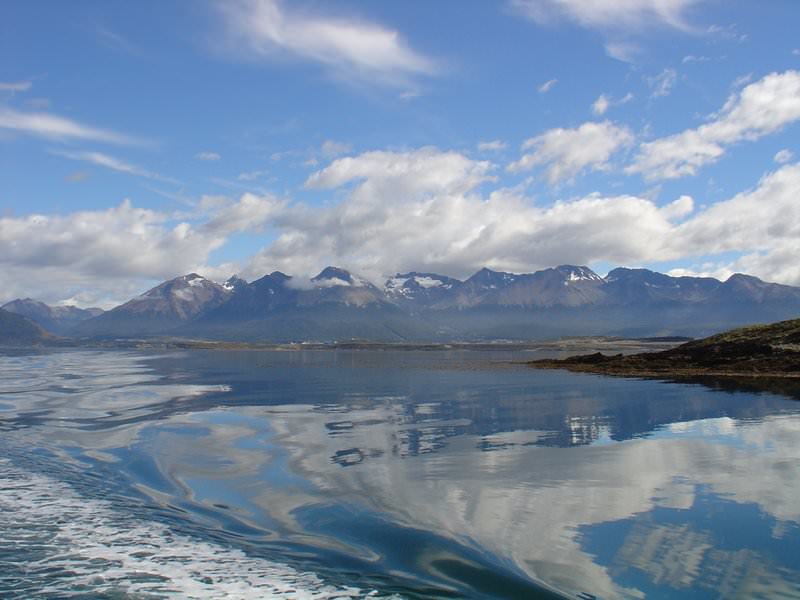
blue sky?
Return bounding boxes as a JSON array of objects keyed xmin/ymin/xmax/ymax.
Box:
[{"xmin": 1, "ymin": 0, "xmax": 799, "ymax": 307}]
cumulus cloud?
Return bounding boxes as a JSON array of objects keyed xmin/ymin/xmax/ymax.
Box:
[
  {"xmin": 196, "ymin": 151, "xmax": 221, "ymax": 161},
  {"xmin": 52, "ymin": 150, "xmax": 178, "ymax": 184},
  {"xmin": 669, "ymin": 163, "xmax": 800, "ymax": 262},
  {"xmin": 0, "ymin": 194, "xmax": 282, "ymax": 307},
  {"xmin": 0, "ymin": 107, "xmax": 139, "ymax": 145},
  {"xmin": 241, "ymin": 150, "xmax": 800, "ymax": 288},
  {"xmin": 242, "ymin": 147, "xmax": 683, "ymax": 281},
  {"xmin": 9, "ymin": 150, "xmax": 800, "ymax": 307},
  {"xmin": 628, "ymin": 70, "xmax": 800, "ymax": 180},
  {"xmin": 216, "ymin": 0, "xmax": 436, "ymax": 88},
  {"xmin": 538, "ymin": 78, "xmax": 558, "ymax": 93},
  {"xmin": 508, "ymin": 120, "xmax": 634, "ymax": 183},
  {"xmin": 305, "ymin": 147, "xmax": 495, "ymax": 195}
]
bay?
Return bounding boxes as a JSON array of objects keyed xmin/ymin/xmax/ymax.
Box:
[{"xmin": 1, "ymin": 348, "xmax": 799, "ymax": 599}]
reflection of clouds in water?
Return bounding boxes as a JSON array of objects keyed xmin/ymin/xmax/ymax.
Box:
[
  {"xmin": 4, "ymin": 351, "xmax": 799, "ymax": 599},
  {"xmin": 241, "ymin": 404, "xmax": 800, "ymax": 600},
  {"xmin": 0, "ymin": 351, "xmax": 230, "ymax": 457},
  {"xmin": 668, "ymin": 416, "xmax": 738, "ymax": 435}
]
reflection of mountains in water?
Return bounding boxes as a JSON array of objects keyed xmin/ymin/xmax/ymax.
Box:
[
  {"xmin": 586, "ymin": 493, "xmax": 800, "ymax": 599},
  {"xmin": 316, "ymin": 375, "xmax": 800, "ymax": 466}
]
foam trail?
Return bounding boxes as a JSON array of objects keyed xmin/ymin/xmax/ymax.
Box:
[{"xmin": 0, "ymin": 458, "xmax": 395, "ymax": 599}]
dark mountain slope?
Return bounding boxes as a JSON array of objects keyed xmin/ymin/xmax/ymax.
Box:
[
  {"xmin": 72, "ymin": 274, "xmax": 231, "ymax": 338},
  {"xmin": 0, "ymin": 308, "xmax": 52, "ymax": 345},
  {"xmin": 2, "ymin": 298, "xmax": 103, "ymax": 335}
]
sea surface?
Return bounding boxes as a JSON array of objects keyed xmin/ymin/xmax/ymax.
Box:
[{"xmin": 1, "ymin": 348, "xmax": 799, "ymax": 599}]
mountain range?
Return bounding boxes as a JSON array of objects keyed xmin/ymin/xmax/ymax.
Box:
[
  {"xmin": 4, "ymin": 265, "xmax": 800, "ymax": 344},
  {"xmin": 1, "ymin": 298, "xmax": 103, "ymax": 335}
]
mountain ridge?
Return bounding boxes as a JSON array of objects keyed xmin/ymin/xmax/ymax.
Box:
[
  {"xmin": 1, "ymin": 298, "xmax": 103, "ymax": 335},
  {"xmin": 8, "ymin": 264, "xmax": 800, "ymax": 342}
]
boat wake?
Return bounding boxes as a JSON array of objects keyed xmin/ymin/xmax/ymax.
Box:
[{"xmin": 0, "ymin": 458, "xmax": 393, "ymax": 599}]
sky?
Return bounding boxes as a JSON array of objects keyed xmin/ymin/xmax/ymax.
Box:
[{"xmin": 1, "ymin": 0, "xmax": 799, "ymax": 308}]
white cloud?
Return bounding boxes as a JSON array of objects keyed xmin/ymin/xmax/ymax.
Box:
[
  {"xmin": 509, "ymin": 0, "xmax": 703, "ymax": 31},
  {"xmin": 246, "ymin": 151, "xmax": 800, "ymax": 287},
  {"xmin": 538, "ymin": 78, "xmax": 558, "ymax": 93},
  {"xmin": 399, "ymin": 89, "xmax": 422, "ymax": 101},
  {"xmin": 0, "ymin": 107, "xmax": 139, "ymax": 145},
  {"xmin": 320, "ymin": 139, "xmax": 352, "ymax": 158},
  {"xmin": 511, "ymin": 0, "xmax": 708, "ymax": 63},
  {"xmin": 52, "ymin": 150, "xmax": 178, "ymax": 184},
  {"xmin": 196, "ymin": 152, "xmax": 221, "ymax": 161},
  {"xmin": 7, "ymin": 150, "xmax": 800, "ymax": 306},
  {"xmin": 305, "ymin": 147, "xmax": 495, "ymax": 195},
  {"xmin": 774, "ymin": 149, "xmax": 793, "ymax": 164},
  {"xmin": 604, "ymin": 40, "xmax": 641, "ymax": 63},
  {"xmin": 647, "ymin": 67, "xmax": 677, "ymax": 97},
  {"xmin": 682, "ymin": 54, "xmax": 709, "ymax": 64},
  {"xmin": 0, "ymin": 80, "xmax": 33, "ymax": 92},
  {"xmin": 0, "ymin": 194, "xmax": 282, "ymax": 307},
  {"xmin": 238, "ymin": 169, "xmax": 267, "ymax": 181},
  {"xmin": 592, "ymin": 94, "xmax": 610, "ymax": 115},
  {"xmin": 244, "ymin": 147, "xmax": 681, "ymax": 282},
  {"xmin": 662, "ymin": 164, "xmax": 800, "ymax": 285},
  {"xmin": 628, "ymin": 70, "xmax": 800, "ymax": 180},
  {"xmin": 508, "ymin": 120, "xmax": 634, "ymax": 183},
  {"xmin": 731, "ymin": 72, "xmax": 753, "ymax": 89},
  {"xmin": 478, "ymin": 140, "xmax": 507, "ymax": 152},
  {"xmin": 706, "ymin": 23, "xmax": 748, "ymax": 43},
  {"xmin": 216, "ymin": 0, "xmax": 436, "ymax": 88},
  {"xmin": 203, "ymin": 192, "xmax": 285, "ymax": 236}
]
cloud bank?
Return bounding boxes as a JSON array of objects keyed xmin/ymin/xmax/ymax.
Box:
[{"xmin": 629, "ymin": 70, "xmax": 800, "ymax": 180}]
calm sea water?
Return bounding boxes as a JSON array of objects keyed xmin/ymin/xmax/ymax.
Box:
[{"xmin": 1, "ymin": 348, "xmax": 799, "ymax": 599}]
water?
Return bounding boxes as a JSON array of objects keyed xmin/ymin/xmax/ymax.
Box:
[{"xmin": 1, "ymin": 348, "xmax": 799, "ymax": 599}]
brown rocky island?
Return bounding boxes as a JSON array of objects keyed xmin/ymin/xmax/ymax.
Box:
[{"xmin": 530, "ymin": 318, "xmax": 800, "ymax": 379}]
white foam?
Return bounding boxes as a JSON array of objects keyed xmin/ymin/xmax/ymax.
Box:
[{"xmin": 0, "ymin": 458, "xmax": 394, "ymax": 599}]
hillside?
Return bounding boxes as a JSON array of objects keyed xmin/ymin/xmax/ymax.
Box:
[
  {"xmin": 1, "ymin": 298, "xmax": 103, "ymax": 335},
  {"xmin": 529, "ymin": 318, "xmax": 800, "ymax": 378},
  {"xmin": 0, "ymin": 309, "xmax": 52, "ymax": 345}
]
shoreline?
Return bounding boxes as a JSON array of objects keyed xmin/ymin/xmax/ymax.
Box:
[{"xmin": 527, "ymin": 361, "xmax": 800, "ymax": 380}]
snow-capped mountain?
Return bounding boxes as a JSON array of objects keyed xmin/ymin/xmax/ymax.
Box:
[
  {"xmin": 65, "ymin": 264, "xmax": 800, "ymax": 342},
  {"xmin": 72, "ymin": 274, "xmax": 231, "ymax": 338},
  {"xmin": 384, "ymin": 272, "xmax": 461, "ymax": 308},
  {"xmin": 302, "ymin": 267, "xmax": 387, "ymax": 308},
  {"xmin": 222, "ymin": 275, "xmax": 249, "ymax": 293}
]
